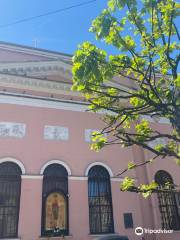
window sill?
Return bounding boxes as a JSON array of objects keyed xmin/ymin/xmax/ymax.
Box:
[
  {"xmin": 0, "ymin": 239, "xmax": 20, "ymax": 240},
  {"xmin": 89, "ymin": 233, "xmax": 117, "ymax": 237},
  {"xmin": 39, "ymin": 236, "xmax": 73, "ymax": 239}
]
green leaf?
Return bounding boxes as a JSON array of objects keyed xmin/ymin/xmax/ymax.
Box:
[
  {"xmin": 128, "ymin": 161, "xmax": 136, "ymax": 170},
  {"xmin": 140, "ymin": 182, "xmax": 158, "ymax": 198},
  {"xmin": 120, "ymin": 177, "xmax": 135, "ymax": 191},
  {"xmin": 72, "ymin": 0, "xmax": 180, "ymax": 191},
  {"xmin": 135, "ymin": 119, "xmax": 152, "ymax": 141}
]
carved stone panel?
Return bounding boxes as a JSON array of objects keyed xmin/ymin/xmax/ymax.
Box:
[
  {"xmin": 148, "ymin": 138, "xmax": 167, "ymax": 148},
  {"xmin": 44, "ymin": 125, "xmax": 69, "ymax": 141},
  {"xmin": 85, "ymin": 129, "xmax": 108, "ymax": 143},
  {"xmin": 85, "ymin": 129, "xmax": 100, "ymax": 143},
  {"xmin": 0, "ymin": 122, "xmax": 26, "ymax": 138}
]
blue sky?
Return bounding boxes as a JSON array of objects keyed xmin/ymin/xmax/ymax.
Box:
[{"xmin": 0, "ymin": 0, "xmax": 119, "ymax": 55}]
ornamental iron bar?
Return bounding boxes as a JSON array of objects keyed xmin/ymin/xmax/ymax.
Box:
[
  {"xmin": 0, "ymin": 162, "xmax": 21, "ymax": 238},
  {"xmin": 155, "ymin": 170, "xmax": 180, "ymax": 230},
  {"xmin": 88, "ymin": 166, "xmax": 114, "ymax": 234}
]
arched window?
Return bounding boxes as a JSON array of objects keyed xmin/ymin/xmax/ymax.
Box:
[
  {"xmin": 155, "ymin": 170, "xmax": 180, "ymax": 230},
  {"xmin": 0, "ymin": 162, "xmax": 22, "ymax": 238},
  {"xmin": 41, "ymin": 164, "xmax": 68, "ymax": 237},
  {"xmin": 88, "ymin": 165, "xmax": 114, "ymax": 234}
]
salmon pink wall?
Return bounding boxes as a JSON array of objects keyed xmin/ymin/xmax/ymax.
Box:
[
  {"xmin": 0, "ymin": 102, "xmax": 179, "ymax": 240},
  {"xmin": 0, "ymin": 103, "xmax": 135, "ymax": 178},
  {"xmin": 18, "ymin": 178, "xmax": 43, "ymax": 240}
]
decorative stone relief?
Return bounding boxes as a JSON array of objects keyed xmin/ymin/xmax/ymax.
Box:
[
  {"xmin": 44, "ymin": 125, "xmax": 69, "ymax": 141},
  {"xmin": 0, "ymin": 122, "xmax": 26, "ymax": 138},
  {"xmin": 148, "ymin": 138, "xmax": 167, "ymax": 148},
  {"xmin": 0, "ymin": 60, "xmax": 72, "ymax": 77},
  {"xmin": 0, "ymin": 75, "xmax": 71, "ymax": 91},
  {"xmin": 85, "ymin": 129, "xmax": 107, "ymax": 143}
]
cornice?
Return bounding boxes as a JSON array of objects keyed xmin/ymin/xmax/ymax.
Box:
[
  {"xmin": 0, "ymin": 73, "xmax": 79, "ymax": 96},
  {"xmin": 0, "ymin": 60, "xmax": 72, "ymax": 77},
  {"xmin": 0, "ymin": 41, "xmax": 72, "ymax": 61},
  {"xmin": 0, "ymin": 93, "xmax": 89, "ymax": 112}
]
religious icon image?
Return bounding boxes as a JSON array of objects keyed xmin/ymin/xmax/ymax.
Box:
[{"xmin": 45, "ymin": 192, "xmax": 66, "ymax": 230}]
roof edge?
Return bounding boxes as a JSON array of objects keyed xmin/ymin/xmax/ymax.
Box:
[{"xmin": 0, "ymin": 41, "xmax": 73, "ymax": 59}]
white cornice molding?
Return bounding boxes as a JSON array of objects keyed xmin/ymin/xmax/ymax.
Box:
[
  {"xmin": 0, "ymin": 92, "xmax": 114, "ymax": 116},
  {"xmin": 68, "ymin": 176, "xmax": 88, "ymax": 180},
  {"xmin": 0, "ymin": 94, "xmax": 89, "ymax": 112},
  {"xmin": 20, "ymin": 175, "xmax": 124, "ymax": 181},
  {"xmin": 0, "ymin": 92, "xmax": 169, "ymax": 124},
  {"xmin": 21, "ymin": 175, "xmax": 43, "ymax": 179},
  {"xmin": 0, "ymin": 60, "xmax": 72, "ymax": 76},
  {"xmin": 111, "ymin": 178, "xmax": 124, "ymax": 182},
  {"xmin": 0, "ymin": 73, "xmax": 79, "ymax": 96}
]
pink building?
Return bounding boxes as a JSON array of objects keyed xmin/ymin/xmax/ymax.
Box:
[{"xmin": 0, "ymin": 42, "xmax": 179, "ymax": 240}]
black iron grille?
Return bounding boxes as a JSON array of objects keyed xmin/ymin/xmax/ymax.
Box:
[
  {"xmin": 88, "ymin": 166, "xmax": 114, "ymax": 234},
  {"xmin": 155, "ymin": 170, "xmax": 180, "ymax": 230},
  {"xmin": 0, "ymin": 162, "xmax": 21, "ymax": 238}
]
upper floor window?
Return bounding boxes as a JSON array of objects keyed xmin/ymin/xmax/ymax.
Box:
[
  {"xmin": 88, "ymin": 165, "xmax": 114, "ymax": 234},
  {"xmin": 41, "ymin": 164, "xmax": 68, "ymax": 237},
  {"xmin": 155, "ymin": 170, "xmax": 180, "ymax": 230},
  {"xmin": 0, "ymin": 162, "xmax": 22, "ymax": 238}
]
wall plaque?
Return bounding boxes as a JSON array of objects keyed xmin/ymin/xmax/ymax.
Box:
[
  {"xmin": 0, "ymin": 122, "xmax": 26, "ymax": 138},
  {"xmin": 44, "ymin": 125, "xmax": 69, "ymax": 141}
]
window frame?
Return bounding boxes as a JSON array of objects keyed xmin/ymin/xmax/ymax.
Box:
[
  {"xmin": 155, "ymin": 170, "xmax": 180, "ymax": 230},
  {"xmin": 0, "ymin": 162, "xmax": 22, "ymax": 239},
  {"xmin": 88, "ymin": 166, "xmax": 114, "ymax": 234},
  {"xmin": 41, "ymin": 164, "xmax": 69, "ymax": 237}
]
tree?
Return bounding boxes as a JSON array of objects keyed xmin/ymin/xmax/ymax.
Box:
[{"xmin": 72, "ymin": 0, "xmax": 180, "ymax": 196}]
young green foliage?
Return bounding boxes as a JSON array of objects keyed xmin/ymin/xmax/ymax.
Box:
[{"xmin": 72, "ymin": 0, "xmax": 180, "ymax": 196}]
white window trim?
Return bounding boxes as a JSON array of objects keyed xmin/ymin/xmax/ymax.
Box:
[
  {"xmin": 40, "ymin": 159, "xmax": 72, "ymax": 176},
  {"xmin": 85, "ymin": 162, "xmax": 113, "ymax": 177},
  {"xmin": 0, "ymin": 157, "xmax": 26, "ymax": 174}
]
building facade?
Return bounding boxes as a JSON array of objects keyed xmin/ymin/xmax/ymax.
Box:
[{"xmin": 0, "ymin": 42, "xmax": 179, "ymax": 240}]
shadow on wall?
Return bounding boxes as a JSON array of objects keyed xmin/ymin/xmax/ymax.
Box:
[{"xmin": 94, "ymin": 235, "xmax": 129, "ymax": 240}]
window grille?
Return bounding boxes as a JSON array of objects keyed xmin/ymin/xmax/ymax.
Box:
[
  {"xmin": 0, "ymin": 162, "xmax": 21, "ymax": 238},
  {"xmin": 155, "ymin": 170, "xmax": 180, "ymax": 230},
  {"xmin": 41, "ymin": 164, "xmax": 68, "ymax": 236},
  {"xmin": 88, "ymin": 166, "xmax": 114, "ymax": 234},
  {"xmin": 124, "ymin": 213, "xmax": 133, "ymax": 229}
]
